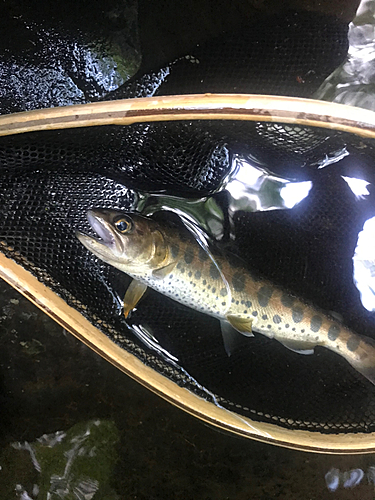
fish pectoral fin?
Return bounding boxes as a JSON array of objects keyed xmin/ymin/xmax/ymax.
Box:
[
  {"xmin": 226, "ymin": 315, "xmax": 253, "ymax": 336},
  {"xmin": 152, "ymin": 262, "xmax": 176, "ymax": 280},
  {"xmin": 278, "ymin": 338, "xmax": 316, "ymax": 355},
  {"xmin": 123, "ymin": 279, "xmax": 148, "ymax": 319}
]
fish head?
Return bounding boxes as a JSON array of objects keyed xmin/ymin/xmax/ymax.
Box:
[{"xmin": 76, "ymin": 209, "xmax": 167, "ymax": 274}]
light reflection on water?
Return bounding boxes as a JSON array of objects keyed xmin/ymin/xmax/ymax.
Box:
[
  {"xmin": 226, "ymin": 155, "xmax": 313, "ymax": 212},
  {"xmin": 10, "ymin": 421, "xmax": 118, "ymax": 499},
  {"xmin": 342, "ymin": 175, "xmax": 370, "ymax": 199},
  {"xmin": 353, "ymin": 215, "xmax": 375, "ymax": 312},
  {"xmin": 316, "ymin": 147, "xmax": 350, "ymax": 168},
  {"xmin": 138, "ymin": 154, "xmax": 314, "ymax": 243},
  {"xmin": 325, "ymin": 466, "xmax": 365, "ymax": 492}
]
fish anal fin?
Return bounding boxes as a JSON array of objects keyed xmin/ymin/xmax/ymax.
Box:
[
  {"xmin": 123, "ymin": 279, "xmax": 148, "ymax": 318},
  {"xmin": 279, "ymin": 338, "xmax": 316, "ymax": 355},
  {"xmin": 220, "ymin": 320, "xmax": 250, "ymax": 356},
  {"xmin": 152, "ymin": 262, "xmax": 176, "ymax": 280},
  {"xmin": 226, "ymin": 315, "xmax": 253, "ymax": 336}
]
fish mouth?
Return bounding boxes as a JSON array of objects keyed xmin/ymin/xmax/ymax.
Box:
[{"xmin": 76, "ymin": 209, "xmax": 123, "ymax": 262}]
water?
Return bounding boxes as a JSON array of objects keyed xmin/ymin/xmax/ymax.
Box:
[
  {"xmin": 1, "ymin": 280, "xmax": 375, "ymax": 500},
  {"xmin": 1, "ymin": 0, "xmax": 375, "ymax": 497}
]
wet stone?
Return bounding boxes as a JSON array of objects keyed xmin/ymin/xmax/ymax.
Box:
[
  {"xmin": 257, "ymin": 286, "xmax": 273, "ymax": 307},
  {"xmin": 310, "ymin": 315, "xmax": 322, "ymax": 333}
]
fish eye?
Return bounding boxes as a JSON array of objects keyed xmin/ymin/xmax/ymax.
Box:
[{"xmin": 114, "ymin": 217, "xmax": 133, "ymax": 234}]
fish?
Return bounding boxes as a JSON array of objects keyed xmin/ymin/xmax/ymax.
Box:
[{"xmin": 76, "ymin": 208, "xmax": 375, "ymax": 386}]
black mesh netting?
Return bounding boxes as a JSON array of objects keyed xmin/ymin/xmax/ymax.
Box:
[
  {"xmin": 1, "ymin": 119, "xmax": 375, "ymax": 435},
  {"xmin": 2, "ymin": 7, "xmax": 375, "ymax": 436}
]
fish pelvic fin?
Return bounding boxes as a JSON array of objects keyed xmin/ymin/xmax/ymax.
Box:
[
  {"xmin": 226, "ymin": 315, "xmax": 253, "ymax": 335},
  {"xmin": 278, "ymin": 338, "xmax": 316, "ymax": 355}
]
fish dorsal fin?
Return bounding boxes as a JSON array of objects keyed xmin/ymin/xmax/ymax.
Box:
[
  {"xmin": 278, "ymin": 338, "xmax": 316, "ymax": 355},
  {"xmin": 226, "ymin": 315, "xmax": 253, "ymax": 336},
  {"xmin": 152, "ymin": 262, "xmax": 176, "ymax": 280},
  {"xmin": 123, "ymin": 279, "xmax": 148, "ymax": 318}
]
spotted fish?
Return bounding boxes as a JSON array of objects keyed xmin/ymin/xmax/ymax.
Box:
[{"xmin": 77, "ymin": 209, "xmax": 375, "ymax": 386}]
